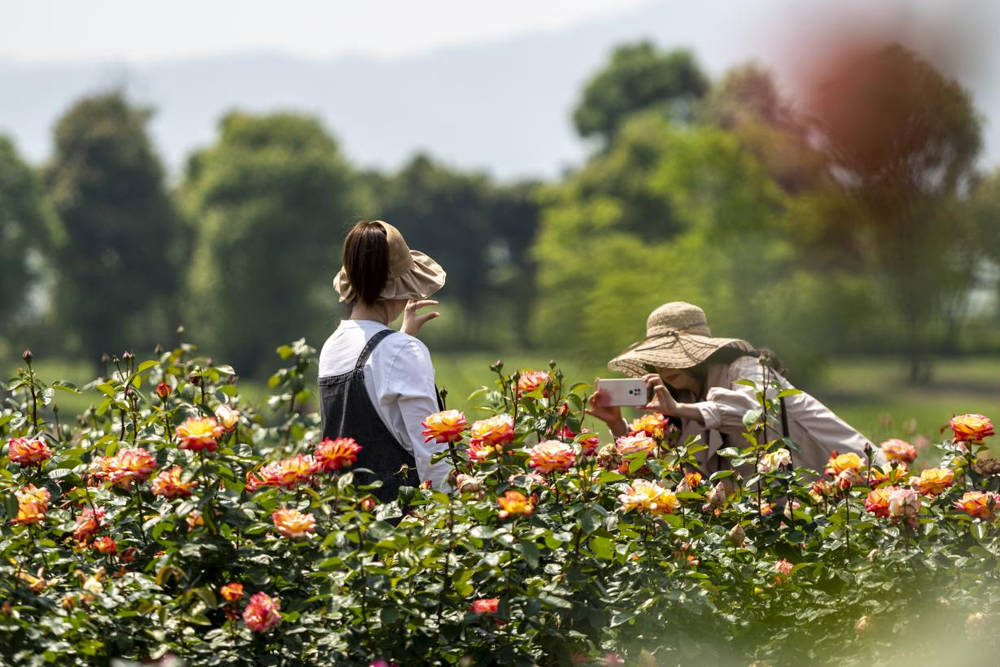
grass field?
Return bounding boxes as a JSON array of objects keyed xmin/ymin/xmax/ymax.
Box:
[{"xmin": 5, "ymin": 353, "xmax": 999, "ymax": 449}]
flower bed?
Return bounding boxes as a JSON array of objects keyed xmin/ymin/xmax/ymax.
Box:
[{"xmin": 1, "ymin": 344, "xmax": 999, "ymax": 665}]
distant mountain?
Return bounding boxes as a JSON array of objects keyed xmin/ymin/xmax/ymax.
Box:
[{"xmin": 1, "ymin": 0, "xmax": 997, "ymax": 180}]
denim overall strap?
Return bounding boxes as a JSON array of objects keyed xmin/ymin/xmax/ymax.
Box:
[{"xmin": 319, "ymin": 329, "xmax": 420, "ymax": 502}]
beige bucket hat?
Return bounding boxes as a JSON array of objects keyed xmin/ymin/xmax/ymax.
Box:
[
  {"xmin": 608, "ymin": 302, "xmax": 756, "ymax": 377},
  {"xmin": 333, "ymin": 220, "xmax": 446, "ymax": 303}
]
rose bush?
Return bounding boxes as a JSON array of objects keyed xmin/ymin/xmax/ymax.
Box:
[{"xmin": 1, "ymin": 345, "xmax": 1000, "ymax": 665}]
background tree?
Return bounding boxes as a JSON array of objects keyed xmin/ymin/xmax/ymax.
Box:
[
  {"xmin": 44, "ymin": 91, "xmax": 181, "ymax": 363},
  {"xmin": 806, "ymin": 44, "xmax": 984, "ymax": 382},
  {"xmin": 573, "ymin": 42, "xmax": 709, "ymax": 149},
  {"xmin": 0, "ymin": 136, "xmax": 62, "ymax": 346},
  {"xmin": 181, "ymin": 111, "xmax": 357, "ymax": 376}
]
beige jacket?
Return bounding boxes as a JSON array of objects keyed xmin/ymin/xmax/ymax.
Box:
[{"xmin": 675, "ymin": 356, "xmax": 884, "ymax": 476}]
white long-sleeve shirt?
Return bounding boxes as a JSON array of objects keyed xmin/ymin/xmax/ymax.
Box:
[{"xmin": 318, "ymin": 319, "xmax": 450, "ymax": 490}]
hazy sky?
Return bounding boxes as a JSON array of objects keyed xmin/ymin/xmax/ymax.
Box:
[{"xmin": 2, "ymin": 0, "xmax": 651, "ymax": 62}]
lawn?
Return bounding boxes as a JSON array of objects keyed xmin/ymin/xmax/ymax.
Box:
[{"xmin": 5, "ymin": 352, "xmax": 999, "ymax": 451}]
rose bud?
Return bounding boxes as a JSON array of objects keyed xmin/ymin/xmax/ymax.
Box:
[
  {"xmin": 360, "ymin": 497, "xmax": 377, "ymax": 513},
  {"xmin": 728, "ymin": 523, "xmax": 746, "ymax": 547}
]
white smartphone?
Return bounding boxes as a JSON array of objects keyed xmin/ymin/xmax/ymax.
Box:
[{"xmin": 595, "ymin": 378, "xmax": 650, "ymax": 407}]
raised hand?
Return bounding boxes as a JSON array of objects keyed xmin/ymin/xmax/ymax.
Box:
[{"xmin": 401, "ymin": 300, "xmax": 441, "ymax": 337}]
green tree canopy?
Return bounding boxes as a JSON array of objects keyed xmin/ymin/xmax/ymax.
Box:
[
  {"xmin": 807, "ymin": 44, "xmax": 984, "ymax": 381},
  {"xmin": 181, "ymin": 111, "xmax": 357, "ymax": 375},
  {"xmin": 0, "ymin": 136, "xmax": 61, "ymax": 339},
  {"xmin": 44, "ymin": 91, "xmax": 180, "ymax": 362},
  {"xmin": 573, "ymin": 42, "xmax": 709, "ymax": 148}
]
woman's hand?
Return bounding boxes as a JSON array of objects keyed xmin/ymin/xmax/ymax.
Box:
[
  {"xmin": 401, "ymin": 300, "xmax": 440, "ymax": 337},
  {"xmin": 586, "ymin": 379, "xmax": 628, "ymax": 438},
  {"xmin": 642, "ymin": 373, "xmax": 679, "ymax": 415}
]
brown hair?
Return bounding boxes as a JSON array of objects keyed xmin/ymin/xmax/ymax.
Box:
[{"xmin": 342, "ymin": 221, "xmax": 389, "ymax": 306}]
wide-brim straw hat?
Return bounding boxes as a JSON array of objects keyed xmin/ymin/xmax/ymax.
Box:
[
  {"xmin": 333, "ymin": 220, "xmax": 446, "ymax": 303},
  {"xmin": 608, "ymin": 302, "xmax": 756, "ymax": 377}
]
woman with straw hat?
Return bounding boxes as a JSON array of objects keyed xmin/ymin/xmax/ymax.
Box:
[
  {"xmin": 587, "ymin": 302, "xmax": 883, "ymax": 476},
  {"xmin": 319, "ymin": 220, "xmax": 450, "ymax": 501}
]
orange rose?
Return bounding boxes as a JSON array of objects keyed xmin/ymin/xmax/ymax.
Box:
[
  {"xmin": 867, "ymin": 464, "xmax": 910, "ymax": 487},
  {"xmin": 271, "ymin": 508, "xmax": 316, "ymax": 539},
  {"xmin": 105, "ymin": 448, "xmax": 158, "ymax": 488},
  {"xmin": 7, "ymin": 437, "xmax": 52, "ymax": 466},
  {"xmin": 497, "ymin": 490, "xmax": 535, "ymax": 520},
  {"xmin": 469, "ymin": 415, "xmax": 515, "ymax": 450},
  {"xmin": 74, "ymin": 507, "xmax": 105, "ymax": 543},
  {"xmin": 880, "ymin": 439, "xmax": 917, "ymax": 464},
  {"xmin": 864, "ymin": 487, "xmax": 895, "ymax": 518},
  {"xmin": 954, "ymin": 491, "xmax": 999, "ymax": 520},
  {"xmin": 242, "ymin": 592, "xmax": 281, "ymax": 632},
  {"xmin": 87, "ymin": 456, "xmax": 113, "ymax": 485},
  {"xmin": 617, "ymin": 480, "xmax": 679, "ymax": 515},
  {"xmin": 421, "ymin": 410, "xmax": 468, "ymax": 444},
  {"xmin": 92, "ymin": 536, "xmax": 117, "ymax": 555},
  {"xmin": 11, "ymin": 484, "xmax": 50, "ymax": 526},
  {"xmin": 825, "ymin": 452, "xmax": 863, "ymax": 477},
  {"xmin": 528, "ymin": 440, "xmax": 576, "ymax": 474},
  {"xmin": 221, "ymin": 583, "xmax": 245, "ymax": 602},
  {"xmin": 773, "ymin": 559, "xmax": 794, "ymax": 581},
  {"xmin": 257, "ymin": 455, "xmax": 317, "ymax": 490},
  {"xmin": 314, "ymin": 437, "xmax": 362, "ymax": 473},
  {"xmin": 176, "ymin": 416, "xmax": 225, "ymax": 452},
  {"xmin": 214, "ymin": 404, "xmax": 241, "ymax": 433},
  {"xmin": 151, "ymin": 466, "xmax": 198, "ymax": 499},
  {"xmin": 630, "ymin": 413, "xmax": 669, "ymax": 440},
  {"xmin": 910, "ymin": 467, "xmax": 955, "ymax": 497},
  {"xmin": 615, "ymin": 434, "xmax": 657, "ymax": 456},
  {"xmin": 949, "ymin": 414, "xmax": 995, "ymax": 443},
  {"xmin": 155, "ymin": 382, "xmax": 171, "ymax": 399},
  {"xmin": 577, "ymin": 429, "xmax": 600, "ymax": 457},
  {"xmin": 517, "ymin": 370, "xmax": 551, "ymax": 397}
]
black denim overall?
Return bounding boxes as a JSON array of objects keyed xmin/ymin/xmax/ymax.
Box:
[{"xmin": 319, "ymin": 329, "xmax": 420, "ymax": 502}]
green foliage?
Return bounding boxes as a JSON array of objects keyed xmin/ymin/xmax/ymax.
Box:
[
  {"xmin": 180, "ymin": 112, "xmax": 358, "ymax": 375},
  {"xmin": 43, "ymin": 91, "xmax": 182, "ymax": 362},
  {"xmin": 0, "ymin": 136, "xmax": 61, "ymax": 339},
  {"xmin": 1, "ymin": 345, "xmax": 1000, "ymax": 665},
  {"xmin": 573, "ymin": 42, "xmax": 709, "ymax": 148}
]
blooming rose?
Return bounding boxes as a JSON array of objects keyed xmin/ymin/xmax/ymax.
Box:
[
  {"xmin": 825, "ymin": 451, "xmax": 863, "ymax": 477},
  {"xmin": 7, "ymin": 437, "xmax": 52, "ymax": 466},
  {"xmin": 272, "ymin": 508, "xmax": 316, "ymax": 539},
  {"xmin": 954, "ymin": 491, "xmax": 1000, "ymax": 520},
  {"xmin": 467, "ymin": 442, "xmax": 498, "ymax": 465},
  {"xmin": 617, "ymin": 480, "xmax": 679, "ymax": 515},
  {"xmin": 758, "ymin": 448, "xmax": 792, "ymax": 474},
  {"xmin": 888, "ymin": 488, "xmax": 921, "ymax": 526},
  {"xmin": 517, "ymin": 370, "xmax": 551, "ymax": 397},
  {"xmin": 949, "ymin": 413, "xmax": 995, "ymax": 443},
  {"xmin": 105, "ymin": 448, "xmax": 158, "ymax": 488},
  {"xmin": 244, "ymin": 468, "xmax": 263, "ymax": 493},
  {"xmin": 11, "ymin": 484, "xmax": 50, "ymax": 526},
  {"xmin": 864, "ymin": 487, "xmax": 895, "ymax": 518},
  {"xmin": 257, "ymin": 455, "xmax": 317, "ymax": 490},
  {"xmin": 151, "ymin": 466, "xmax": 198, "ymax": 499},
  {"xmin": 92, "ymin": 536, "xmax": 117, "ymax": 555},
  {"xmin": 497, "ymin": 490, "xmax": 535, "ymax": 520},
  {"xmin": 314, "ymin": 437, "xmax": 362, "ymax": 473},
  {"xmin": 242, "ymin": 592, "xmax": 281, "ymax": 633},
  {"xmin": 220, "ymin": 583, "xmax": 244, "ymax": 602},
  {"xmin": 214, "ymin": 404, "xmax": 241, "ymax": 433},
  {"xmin": 421, "ymin": 410, "xmax": 468, "ymax": 443},
  {"xmin": 867, "ymin": 463, "xmax": 910, "ymax": 487},
  {"xmin": 74, "ymin": 507, "xmax": 105, "ymax": 543},
  {"xmin": 774, "ymin": 559, "xmax": 794, "ymax": 577},
  {"xmin": 469, "ymin": 415, "xmax": 515, "ymax": 451},
  {"xmin": 470, "ymin": 598, "xmax": 499, "ymax": 614},
  {"xmin": 87, "ymin": 456, "xmax": 114, "ymax": 485},
  {"xmin": 880, "ymin": 439, "xmax": 917, "ymax": 464},
  {"xmin": 176, "ymin": 416, "xmax": 225, "ymax": 452},
  {"xmin": 615, "ymin": 434, "xmax": 657, "ymax": 456},
  {"xmin": 630, "ymin": 413, "xmax": 669, "ymax": 440},
  {"xmin": 528, "ymin": 440, "xmax": 576, "ymax": 474},
  {"xmin": 910, "ymin": 467, "xmax": 955, "ymax": 497}
]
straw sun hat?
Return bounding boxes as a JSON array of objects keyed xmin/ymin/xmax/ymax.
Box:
[
  {"xmin": 608, "ymin": 302, "xmax": 756, "ymax": 377},
  {"xmin": 333, "ymin": 220, "xmax": 447, "ymax": 303}
]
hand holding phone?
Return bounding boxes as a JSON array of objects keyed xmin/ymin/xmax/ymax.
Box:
[{"xmin": 594, "ymin": 378, "xmax": 650, "ymax": 407}]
